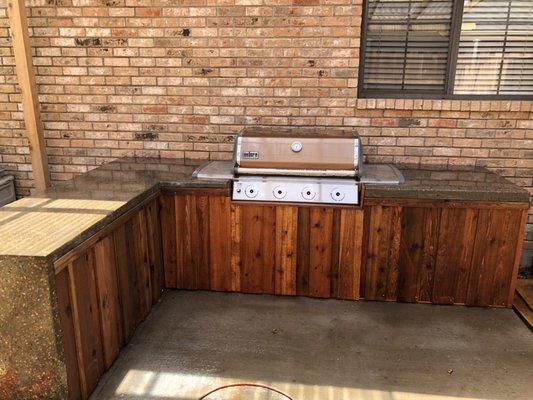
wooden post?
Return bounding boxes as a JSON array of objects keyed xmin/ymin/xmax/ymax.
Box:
[{"xmin": 7, "ymin": 0, "xmax": 50, "ymax": 191}]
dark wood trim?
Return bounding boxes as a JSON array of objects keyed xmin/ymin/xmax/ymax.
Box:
[
  {"xmin": 364, "ymin": 197, "xmax": 530, "ymax": 210},
  {"xmin": 66, "ymin": 261, "xmax": 89, "ymax": 398},
  {"xmin": 507, "ymin": 210, "xmax": 529, "ymax": 307},
  {"xmin": 160, "ymin": 186, "xmax": 230, "ymax": 197}
]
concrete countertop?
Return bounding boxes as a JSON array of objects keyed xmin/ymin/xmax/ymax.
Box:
[
  {"xmin": 0, "ymin": 157, "xmax": 529, "ymax": 259},
  {"xmin": 0, "ymin": 158, "xmax": 228, "ymax": 259},
  {"xmin": 366, "ymin": 164, "xmax": 531, "ymax": 203}
]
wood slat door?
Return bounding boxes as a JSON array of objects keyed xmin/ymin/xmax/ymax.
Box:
[
  {"xmin": 55, "ymin": 268, "xmax": 82, "ymax": 400},
  {"xmin": 361, "ymin": 204, "xmax": 402, "ymax": 301},
  {"xmin": 161, "ymin": 193, "xmax": 365, "ymax": 299},
  {"xmin": 467, "ymin": 208, "xmax": 525, "ymax": 307},
  {"xmin": 362, "ymin": 202, "xmax": 527, "ymax": 307},
  {"xmin": 54, "ymin": 202, "xmax": 164, "ymax": 399},
  {"xmin": 433, "ymin": 208, "xmax": 478, "ymax": 304},
  {"xmin": 398, "ymin": 207, "xmax": 440, "ymax": 303},
  {"xmin": 69, "ymin": 248, "xmax": 105, "ymax": 397}
]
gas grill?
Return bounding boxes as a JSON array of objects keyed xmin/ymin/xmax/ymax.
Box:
[
  {"xmin": 231, "ymin": 127, "xmax": 362, "ymax": 205},
  {"xmin": 194, "ymin": 127, "xmax": 403, "ymax": 206}
]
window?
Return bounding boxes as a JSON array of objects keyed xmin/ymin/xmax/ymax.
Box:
[{"xmin": 359, "ymin": 0, "xmax": 533, "ymax": 99}]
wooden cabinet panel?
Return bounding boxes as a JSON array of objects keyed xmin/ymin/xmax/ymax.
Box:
[
  {"xmin": 275, "ymin": 206, "xmax": 298, "ymax": 295},
  {"xmin": 209, "ymin": 196, "xmax": 235, "ymax": 291},
  {"xmin": 146, "ymin": 198, "xmax": 164, "ymax": 303},
  {"xmin": 433, "ymin": 208, "xmax": 478, "ymax": 304},
  {"xmin": 162, "ymin": 194, "xmax": 364, "ymax": 299},
  {"xmin": 114, "ymin": 223, "xmax": 141, "ymax": 343},
  {"xmin": 70, "ymin": 250, "xmax": 104, "ymax": 397},
  {"xmin": 296, "ymin": 207, "xmax": 311, "ymax": 296},
  {"xmin": 55, "ymin": 268, "xmax": 82, "ymax": 400},
  {"xmin": 54, "ymin": 201, "xmax": 164, "ymax": 399},
  {"xmin": 361, "ymin": 205, "xmax": 402, "ymax": 301},
  {"xmin": 336, "ymin": 209, "xmax": 364, "ymax": 300},
  {"xmin": 239, "ymin": 204, "xmax": 277, "ymax": 294},
  {"xmin": 160, "ymin": 194, "xmax": 177, "ymax": 288},
  {"xmin": 174, "ymin": 195, "xmax": 211, "ymax": 290},
  {"xmin": 467, "ymin": 209, "xmax": 524, "ymax": 307},
  {"xmin": 308, "ymin": 207, "xmax": 334, "ymax": 298},
  {"xmin": 398, "ymin": 207, "xmax": 440, "ymax": 303},
  {"xmin": 93, "ymin": 235, "xmax": 121, "ymax": 370},
  {"xmin": 131, "ymin": 210, "xmax": 152, "ymax": 320},
  {"xmin": 362, "ymin": 201, "xmax": 526, "ymax": 307}
]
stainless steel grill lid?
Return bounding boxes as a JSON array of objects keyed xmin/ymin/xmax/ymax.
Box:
[{"xmin": 233, "ymin": 127, "xmax": 362, "ymax": 178}]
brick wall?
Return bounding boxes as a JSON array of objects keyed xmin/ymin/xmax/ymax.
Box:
[{"xmin": 0, "ymin": 0, "xmax": 531, "ymax": 273}]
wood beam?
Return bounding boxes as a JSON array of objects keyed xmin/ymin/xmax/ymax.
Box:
[{"xmin": 7, "ymin": 0, "xmax": 50, "ymax": 191}]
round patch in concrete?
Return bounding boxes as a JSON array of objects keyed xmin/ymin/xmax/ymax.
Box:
[{"xmin": 201, "ymin": 384, "xmax": 292, "ymax": 400}]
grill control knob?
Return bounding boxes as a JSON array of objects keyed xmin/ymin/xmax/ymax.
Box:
[
  {"xmin": 301, "ymin": 187, "xmax": 316, "ymax": 201},
  {"xmin": 245, "ymin": 185, "xmax": 258, "ymax": 198},
  {"xmin": 331, "ymin": 188, "xmax": 346, "ymax": 202},
  {"xmin": 273, "ymin": 186, "xmax": 287, "ymax": 199},
  {"xmin": 291, "ymin": 141, "xmax": 303, "ymax": 153}
]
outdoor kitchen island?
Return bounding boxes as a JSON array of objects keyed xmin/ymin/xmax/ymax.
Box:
[{"xmin": 0, "ymin": 157, "xmax": 529, "ymax": 400}]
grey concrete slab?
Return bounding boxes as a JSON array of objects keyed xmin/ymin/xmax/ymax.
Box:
[{"xmin": 91, "ymin": 291, "xmax": 533, "ymax": 400}]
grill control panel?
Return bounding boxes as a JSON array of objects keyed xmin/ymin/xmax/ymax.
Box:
[{"xmin": 232, "ymin": 176, "xmax": 359, "ymax": 205}]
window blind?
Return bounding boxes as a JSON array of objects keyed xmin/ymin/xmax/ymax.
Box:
[
  {"xmin": 361, "ymin": 0, "xmax": 454, "ymax": 93},
  {"xmin": 454, "ymin": 0, "xmax": 533, "ymax": 95}
]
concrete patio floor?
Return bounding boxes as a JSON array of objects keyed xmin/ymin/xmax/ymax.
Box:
[{"xmin": 90, "ymin": 291, "xmax": 533, "ymax": 400}]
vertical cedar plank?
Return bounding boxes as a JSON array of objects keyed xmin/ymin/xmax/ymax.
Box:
[
  {"xmin": 240, "ymin": 205, "xmax": 264, "ymax": 293},
  {"xmin": 468, "ymin": 209, "xmax": 523, "ymax": 307},
  {"xmin": 296, "ymin": 207, "xmax": 310, "ymax": 296},
  {"xmin": 229, "ymin": 203, "xmax": 242, "ymax": 292},
  {"xmin": 184, "ymin": 195, "xmax": 198, "ymax": 289},
  {"xmin": 209, "ymin": 196, "xmax": 236, "ymax": 291},
  {"xmin": 433, "ymin": 208, "xmax": 478, "ymax": 304},
  {"xmin": 506, "ymin": 210, "xmax": 528, "ymax": 307},
  {"xmin": 239, "ymin": 205, "xmax": 276, "ymax": 294},
  {"xmin": 337, "ymin": 209, "xmax": 364, "ymax": 300},
  {"xmin": 174, "ymin": 195, "xmax": 200, "ymax": 290},
  {"xmin": 330, "ymin": 209, "xmax": 341, "ymax": 297},
  {"xmin": 261, "ymin": 205, "xmax": 277, "ymax": 294},
  {"xmin": 386, "ymin": 206, "xmax": 402, "ymax": 301},
  {"xmin": 132, "ymin": 209, "xmax": 151, "ymax": 319},
  {"xmin": 309, "ymin": 207, "xmax": 334, "ymax": 298},
  {"xmin": 113, "ymin": 223, "xmax": 140, "ymax": 343},
  {"xmin": 416, "ymin": 208, "xmax": 440, "ymax": 302},
  {"xmin": 275, "ymin": 206, "xmax": 298, "ymax": 295},
  {"xmin": 490, "ymin": 209, "xmax": 522, "ymax": 306},
  {"xmin": 93, "ymin": 235, "xmax": 121, "ymax": 370},
  {"xmin": 398, "ymin": 207, "xmax": 424, "ymax": 302},
  {"xmin": 70, "ymin": 250, "xmax": 104, "ymax": 397},
  {"xmin": 398, "ymin": 207, "xmax": 439, "ymax": 303},
  {"xmin": 362, "ymin": 205, "xmax": 401, "ymax": 301},
  {"xmin": 196, "ymin": 196, "xmax": 211, "ymax": 290},
  {"xmin": 174, "ymin": 195, "xmax": 187, "ymax": 288},
  {"xmin": 160, "ymin": 195, "xmax": 177, "ymax": 288},
  {"xmin": 468, "ymin": 209, "xmax": 500, "ymax": 306},
  {"xmin": 55, "ymin": 268, "xmax": 82, "ymax": 400},
  {"xmin": 145, "ymin": 199, "xmax": 164, "ymax": 303}
]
